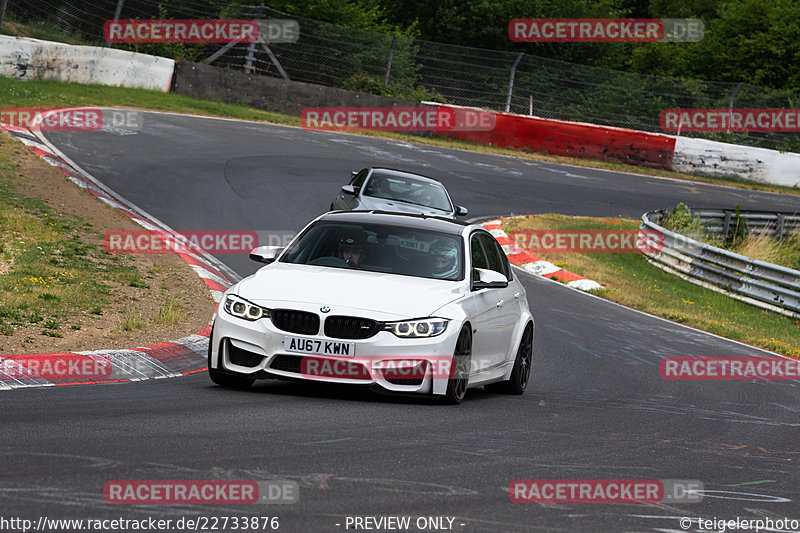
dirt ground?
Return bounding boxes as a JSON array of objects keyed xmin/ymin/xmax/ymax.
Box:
[{"xmin": 0, "ymin": 132, "xmax": 216, "ymax": 355}]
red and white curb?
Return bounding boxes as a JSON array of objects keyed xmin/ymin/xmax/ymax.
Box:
[
  {"xmin": 1, "ymin": 117, "xmax": 232, "ymax": 390},
  {"xmin": 480, "ymin": 219, "xmax": 602, "ymax": 291}
]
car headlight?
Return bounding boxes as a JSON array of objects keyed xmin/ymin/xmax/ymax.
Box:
[
  {"xmin": 223, "ymin": 295, "xmax": 270, "ymax": 321},
  {"xmin": 384, "ymin": 318, "xmax": 449, "ymax": 338}
]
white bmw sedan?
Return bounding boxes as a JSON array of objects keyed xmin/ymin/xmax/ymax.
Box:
[{"xmin": 208, "ymin": 211, "xmax": 534, "ymax": 404}]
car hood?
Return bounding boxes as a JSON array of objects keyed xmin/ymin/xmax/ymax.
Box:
[
  {"xmin": 361, "ymin": 196, "xmax": 454, "ymax": 218},
  {"xmin": 236, "ymin": 263, "xmax": 466, "ymax": 320}
]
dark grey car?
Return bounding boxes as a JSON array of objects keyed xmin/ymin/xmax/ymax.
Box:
[{"xmin": 330, "ymin": 167, "xmax": 468, "ymax": 219}]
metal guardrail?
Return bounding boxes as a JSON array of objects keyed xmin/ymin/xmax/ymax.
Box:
[
  {"xmin": 692, "ymin": 209, "xmax": 800, "ymax": 239},
  {"xmin": 640, "ymin": 209, "xmax": 800, "ymax": 318}
]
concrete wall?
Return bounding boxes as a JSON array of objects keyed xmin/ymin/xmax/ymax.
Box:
[
  {"xmin": 0, "ymin": 35, "xmax": 174, "ymax": 92},
  {"xmin": 434, "ymin": 105, "xmax": 676, "ymax": 170},
  {"xmin": 673, "ymin": 136, "xmax": 800, "ymax": 188},
  {"xmin": 171, "ymin": 61, "xmax": 420, "ymax": 116}
]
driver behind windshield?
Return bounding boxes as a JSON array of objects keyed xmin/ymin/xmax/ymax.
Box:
[
  {"xmin": 365, "ymin": 176, "xmax": 390, "ymax": 198},
  {"xmin": 337, "ymin": 231, "xmax": 367, "ymax": 266},
  {"xmin": 430, "ymin": 241, "xmax": 459, "ymax": 278}
]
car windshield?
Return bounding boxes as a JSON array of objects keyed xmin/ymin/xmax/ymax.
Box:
[
  {"xmin": 280, "ymin": 221, "xmax": 464, "ymax": 281},
  {"xmin": 362, "ymin": 172, "xmax": 452, "ymax": 212}
]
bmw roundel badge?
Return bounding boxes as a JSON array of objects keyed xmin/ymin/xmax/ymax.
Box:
[{"xmin": 320, "ymin": 306, "xmax": 331, "ymax": 313}]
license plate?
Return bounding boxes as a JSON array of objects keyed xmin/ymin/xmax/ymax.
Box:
[{"xmin": 284, "ymin": 336, "xmax": 355, "ymax": 357}]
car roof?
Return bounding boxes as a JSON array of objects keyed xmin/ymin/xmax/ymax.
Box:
[
  {"xmin": 319, "ymin": 210, "xmax": 470, "ymax": 236},
  {"xmin": 367, "ymin": 167, "xmax": 444, "ymax": 186}
]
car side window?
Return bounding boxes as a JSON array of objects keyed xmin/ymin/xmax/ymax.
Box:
[
  {"xmin": 480, "ymin": 233, "xmax": 511, "ymax": 280},
  {"xmin": 470, "ymin": 234, "xmax": 489, "ymax": 281},
  {"xmin": 350, "ymin": 169, "xmax": 369, "ymax": 189}
]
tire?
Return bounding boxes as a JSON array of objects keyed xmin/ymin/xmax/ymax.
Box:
[
  {"xmin": 207, "ymin": 325, "xmax": 255, "ymax": 390},
  {"xmin": 442, "ymin": 326, "xmax": 472, "ymax": 405},
  {"xmin": 485, "ymin": 323, "xmax": 532, "ymax": 395}
]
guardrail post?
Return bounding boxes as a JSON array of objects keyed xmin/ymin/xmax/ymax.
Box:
[
  {"xmin": 722, "ymin": 210, "xmax": 732, "ymax": 238},
  {"xmin": 777, "ymin": 213, "xmax": 785, "ymax": 240}
]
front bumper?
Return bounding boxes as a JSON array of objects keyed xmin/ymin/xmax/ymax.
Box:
[{"xmin": 210, "ymin": 305, "xmax": 461, "ymax": 395}]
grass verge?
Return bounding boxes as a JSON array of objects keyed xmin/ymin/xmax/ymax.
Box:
[
  {"xmin": 0, "ymin": 154, "xmax": 117, "ymax": 337},
  {"xmin": 503, "ymin": 214, "xmax": 800, "ymax": 358},
  {"xmin": 0, "ymin": 133, "xmax": 212, "ymax": 354},
  {"xmin": 1, "ymin": 76, "xmax": 800, "ymax": 197}
]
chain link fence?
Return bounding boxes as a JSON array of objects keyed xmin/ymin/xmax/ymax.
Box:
[{"xmin": 3, "ymin": 0, "xmax": 799, "ymax": 152}]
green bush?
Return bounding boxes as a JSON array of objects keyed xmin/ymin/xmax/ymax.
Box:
[
  {"xmin": 341, "ymin": 74, "xmax": 447, "ymax": 103},
  {"xmin": 659, "ymin": 203, "xmax": 725, "ymax": 247}
]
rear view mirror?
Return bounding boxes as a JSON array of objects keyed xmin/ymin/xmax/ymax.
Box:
[
  {"xmin": 455, "ymin": 205, "xmax": 468, "ymax": 216},
  {"xmin": 341, "ymin": 185, "xmax": 357, "ymax": 195}
]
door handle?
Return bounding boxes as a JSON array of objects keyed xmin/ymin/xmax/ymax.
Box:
[
  {"xmin": 496, "ymin": 299, "xmax": 504, "ymax": 308},
  {"xmin": 513, "ymin": 292, "xmax": 520, "ymax": 300}
]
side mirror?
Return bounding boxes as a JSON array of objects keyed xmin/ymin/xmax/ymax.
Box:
[
  {"xmin": 471, "ymin": 268, "xmax": 508, "ymax": 290},
  {"xmin": 249, "ymin": 245, "xmax": 283, "ymax": 264},
  {"xmin": 341, "ymin": 185, "xmax": 357, "ymax": 196},
  {"xmin": 455, "ymin": 205, "xmax": 468, "ymax": 216}
]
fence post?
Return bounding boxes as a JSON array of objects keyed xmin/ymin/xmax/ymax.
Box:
[
  {"xmin": 105, "ymin": 0, "xmax": 125, "ymax": 47},
  {"xmin": 726, "ymin": 82, "xmax": 742, "ymax": 133},
  {"xmin": 244, "ymin": 42, "xmax": 258, "ymax": 73},
  {"xmin": 0, "ymin": 0, "xmax": 8, "ymax": 34},
  {"xmin": 384, "ymin": 35, "xmax": 397, "ymax": 88},
  {"xmin": 244, "ymin": 5, "xmax": 265, "ymax": 74},
  {"xmin": 505, "ymin": 53, "xmax": 523, "ymax": 113}
]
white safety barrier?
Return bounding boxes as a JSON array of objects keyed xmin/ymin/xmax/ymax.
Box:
[
  {"xmin": 673, "ymin": 136, "xmax": 800, "ymax": 188},
  {"xmin": 0, "ymin": 35, "xmax": 174, "ymax": 92}
]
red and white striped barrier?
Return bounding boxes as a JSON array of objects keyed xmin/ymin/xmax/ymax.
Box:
[
  {"xmin": 481, "ymin": 219, "xmax": 602, "ymax": 291},
  {"xmin": 431, "ymin": 103, "xmax": 800, "ymax": 187},
  {"xmin": 0, "ymin": 120, "xmax": 228, "ymax": 389}
]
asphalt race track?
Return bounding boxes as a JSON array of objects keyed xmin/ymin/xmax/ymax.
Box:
[{"xmin": 2, "ymin": 111, "xmax": 799, "ymax": 532}]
